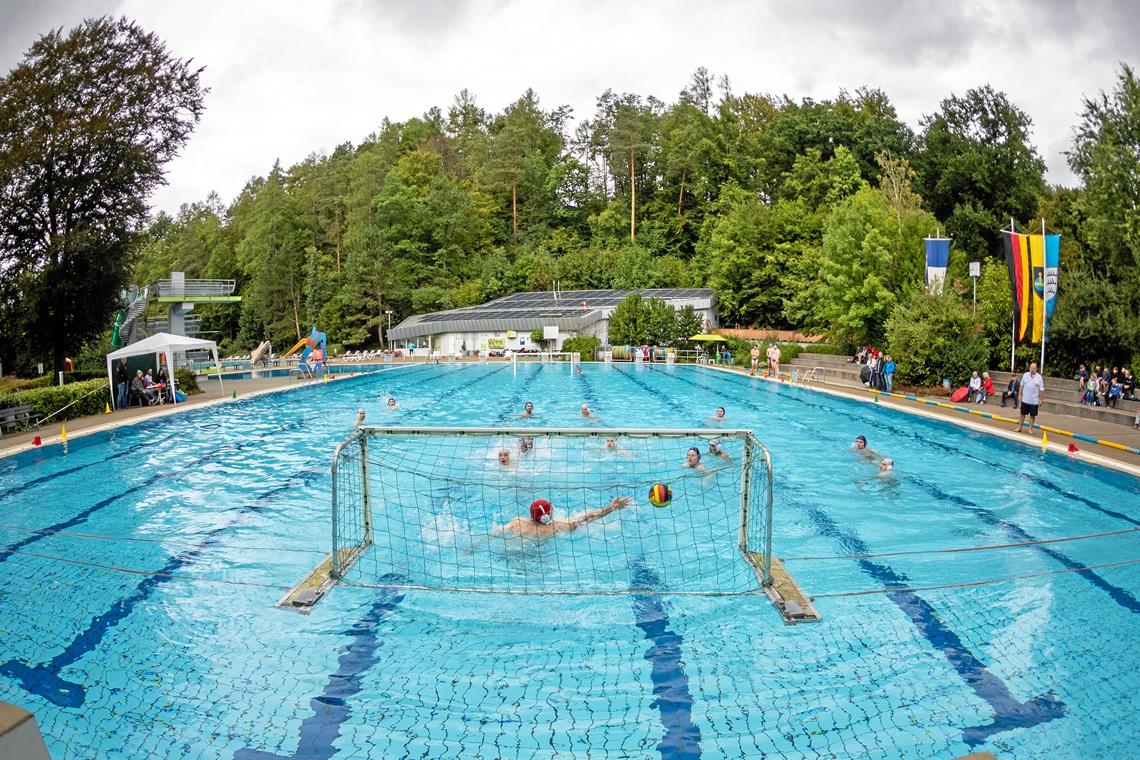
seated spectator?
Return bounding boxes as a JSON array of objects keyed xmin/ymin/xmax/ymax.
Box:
[
  {"xmin": 132, "ymin": 370, "xmax": 158, "ymax": 405},
  {"xmin": 1001, "ymin": 375, "xmax": 1020, "ymax": 408},
  {"xmin": 1083, "ymin": 375, "xmax": 1099, "ymax": 406},
  {"xmin": 1097, "ymin": 375, "xmax": 1109, "ymax": 407},
  {"xmin": 979, "ymin": 372, "xmax": 995, "ymax": 404},
  {"xmin": 968, "ymin": 371, "xmax": 983, "ymax": 403},
  {"xmin": 1122, "ymin": 368, "xmax": 1136, "ymax": 400},
  {"xmin": 1074, "ymin": 364, "xmax": 1089, "ymax": 400},
  {"xmin": 1108, "ymin": 378, "xmax": 1123, "ymax": 408}
]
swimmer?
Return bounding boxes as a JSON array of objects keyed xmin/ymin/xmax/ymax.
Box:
[
  {"xmin": 853, "ymin": 434, "xmax": 883, "ymax": 463},
  {"xmin": 709, "ymin": 406, "xmax": 726, "ymax": 422},
  {"xmin": 497, "ymin": 448, "xmax": 512, "ymax": 467},
  {"xmin": 354, "ymin": 409, "xmax": 366, "ymax": 429},
  {"xmin": 707, "ymin": 438, "xmax": 730, "ymax": 460},
  {"xmin": 517, "ymin": 436, "xmax": 534, "ymax": 454},
  {"xmin": 580, "ymin": 403, "xmax": 595, "ymax": 418},
  {"xmin": 386, "ymin": 397, "xmax": 398, "ymax": 408},
  {"xmin": 519, "ymin": 401, "xmax": 535, "ymax": 418},
  {"xmin": 877, "ymin": 458, "xmax": 894, "ymax": 477},
  {"xmin": 603, "ymin": 437, "xmax": 621, "ymax": 450},
  {"xmin": 575, "ymin": 364, "xmax": 583, "ymax": 375},
  {"xmin": 495, "ymin": 496, "xmax": 632, "ymax": 538},
  {"xmin": 683, "ymin": 447, "xmax": 705, "ymax": 471}
]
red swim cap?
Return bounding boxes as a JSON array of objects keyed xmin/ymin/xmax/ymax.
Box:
[{"xmin": 530, "ymin": 499, "xmax": 552, "ymax": 523}]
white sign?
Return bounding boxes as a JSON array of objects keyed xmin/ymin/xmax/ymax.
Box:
[
  {"xmin": 543, "ymin": 325, "xmax": 559, "ymax": 340},
  {"xmin": 969, "ymin": 261, "xmax": 981, "ymax": 277}
]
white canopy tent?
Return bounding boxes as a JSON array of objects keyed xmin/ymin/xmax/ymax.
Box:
[{"xmin": 106, "ymin": 333, "xmax": 223, "ymax": 407}]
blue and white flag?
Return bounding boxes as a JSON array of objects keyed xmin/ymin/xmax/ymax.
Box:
[{"xmin": 924, "ymin": 237, "xmax": 951, "ymax": 294}]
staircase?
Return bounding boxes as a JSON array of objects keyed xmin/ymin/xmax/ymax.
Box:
[{"xmin": 117, "ymin": 286, "xmax": 150, "ymax": 345}]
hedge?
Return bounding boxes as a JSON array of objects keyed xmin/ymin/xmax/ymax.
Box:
[
  {"xmin": 561, "ymin": 335, "xmax": 600, "ymax": 363},
  {"xmin": 0, "ymin": 379, "xmax": 109, "ymax": 424}
]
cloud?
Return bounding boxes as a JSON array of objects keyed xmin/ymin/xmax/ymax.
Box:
[{"xmin": 0, "ymin": 0, "xmax": 126, "ymax": 72}]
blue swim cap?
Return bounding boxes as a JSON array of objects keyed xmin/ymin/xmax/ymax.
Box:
[{"xmin": 855, "ymin": 435, "xmax": 867, "ymax": 445}]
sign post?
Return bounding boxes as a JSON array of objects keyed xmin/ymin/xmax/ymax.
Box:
[{"xmin": 969, "ymin": 261, "xmax": 981, "ymax": 313}]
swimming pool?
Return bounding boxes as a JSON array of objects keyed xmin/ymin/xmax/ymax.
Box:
[{"xmin": 0, "ymin": 363, "xmax": 1137, "ymax": 758}]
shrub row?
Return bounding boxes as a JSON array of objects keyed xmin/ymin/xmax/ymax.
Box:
[{"xmin": 0, "ymin": 379, "xmax": 110, "ymax": 423}]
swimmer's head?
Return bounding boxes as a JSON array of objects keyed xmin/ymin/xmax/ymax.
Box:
[
  {"xmin": 708, "ymin": 438, "xmax": 721, "ymax": 453},
  {"xmin": 497, "ymin": 448, "xmax": 511, "ymax": 465},
  {"xmin": 605, "ymin": 438, "xmax": 616, "ymax": 448},
  {"xmin": 715, "ymin": 407, "xmax": 725, "ymax": 418},
  {"xmin": 530, "ymin": 499, "xmax": 553, "ymax": 524},
  {"xmin": 880, "ymin": 458, "xmax": 893, "ymax": 471},
  {"xmin": 854, "ymin": 435, "xmax": 867, "ymax": 449},
  {"xmin": 524, "ymin": 401, "xmax": 534, "ymax": 413},
  {"xmin": 356, "ymin": 409, "xmax": 365, "ymax": 419},
  {"xmin": 387, "ymin": 397, "xmax": 396, "ymax": 407},
  {"xmin": 580, "ymin": 404, "xmax": 590, "ymax": 415},
  {"xmin": 517, "ymin": 437, "xmax": 533, "ymax": 452},
  {"xmin": 686, "ymin": 447, "xmax": 701, "ymax": 465}
]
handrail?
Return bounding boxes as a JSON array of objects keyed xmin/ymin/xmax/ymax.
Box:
[{"xmin": 157, "ymin": 279, "xmax": 236, "ymax": 297}]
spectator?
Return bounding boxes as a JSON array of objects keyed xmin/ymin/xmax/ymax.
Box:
[
  {"xmin": 980, "ymin": 372, "xmax": 995, "ymax": 404},
  {"xmin": 114, "ymin": 358, "xmax": 130, "ymax": 410},
  {"xmin": 1122, "ymin": 368, "xmax": 1135, "ymax": 400},
  {"xmin": 132, "ymin": 370, "xmax": 157, "ymax": 405},
  {"xmin": 1074, "ymin": 364, "xmax": 1089, "ymax": 401},
  {"xmin": 883, "ymin": 354, "xmax": 896, "ymax": 393},
  {"xmin": 1083, "ymin": 374, "xmax": 1099, "ymax": 406},
  {"xmin": 1015, "ymin": 362, "xmax": 1046, "ymax": 434},
  {"xmin": 1107, "ymin": 377, "xmax": 1122, "ymax": 408},
  {"xmin": 1001, "ymin": 373, "xmax": 1020, "ymax": 408},
  {"xmin": 968, "ymin": 371, "xmax": 983, "ymax": 403},
  {"xmin": 868, "ymin": 351, "xmax": 882, "ymax": 390}
]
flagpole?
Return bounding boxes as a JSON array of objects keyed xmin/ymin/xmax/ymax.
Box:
[
  {"xmin": 1039, "ymin": 217, "xmax": 1047, "ymax": 374},
  {"xmin": 1009, "ymin": 218, "xmax": 1017, "ymax": 374}
]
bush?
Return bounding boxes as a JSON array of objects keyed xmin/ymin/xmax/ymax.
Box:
[
  {"xmin": 0, "ymin": 379, "xmax": 109, "ymax": 423},
  {"xmin": 885, "ymin": 292, "xmax": 987, "ymax": 387},
  {"xmin": 561, "ymin": 335, "xmax": 600, "ymax": 362},
  {"xmin": 174, "ymin": 367, "xmax": 201, "ymax": 395}
]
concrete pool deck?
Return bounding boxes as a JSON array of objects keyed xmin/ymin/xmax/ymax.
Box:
[{"xmin": 2, "ymin": 361, "xmax": 1138, "ymax": 479}]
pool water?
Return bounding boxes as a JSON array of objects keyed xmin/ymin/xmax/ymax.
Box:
[{"xmin": 0, "ymin": 363, "xmax": 1137, "ymax": 758}]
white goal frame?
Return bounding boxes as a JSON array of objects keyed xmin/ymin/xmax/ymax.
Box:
[{"xmin": 329, "ymin": 426, "xmax": 774, "ymax": 594}]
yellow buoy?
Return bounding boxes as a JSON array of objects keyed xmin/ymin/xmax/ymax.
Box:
[
  {"xmin": 104, "ymin": 403, "xmax": 112, "ymax": 414},
  {"xmin": 60, "ymin": 425, "xmax": 68, "ymax": 444},
  {"xmin": 1041, "ymin": 431, "xmax": 1048, "ymax": 451}
]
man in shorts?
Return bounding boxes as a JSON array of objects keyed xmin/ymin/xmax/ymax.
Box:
[
  {"xmin": 1016, "ymin": 362, "xmax": 1046, "ymax": 434},
  {"xmin": 750, "ymin": 345, "xmax": 760, "ymax": 376}
]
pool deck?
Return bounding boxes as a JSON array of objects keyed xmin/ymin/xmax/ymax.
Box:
[{"xmin": 2, "ymin": 361, "xmax": 1138, "ymax": 479}]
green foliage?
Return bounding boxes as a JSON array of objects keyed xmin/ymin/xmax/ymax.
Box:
[
  {"xmin": 885, "ymin": 292, "xmax": 987, "ymax": 386},
  {"xmin": 0, "ymin": 17, "xmax": 205, "ymax": 374},
  {"xmin": 915, "ymin": 85, "xmax": 1047, "ymax": 260},
  {"xmin": 0, "ymin": 379, "xmax": 108, "ymax": 423},
  {"xmin": 561, "ymin": 335, "xmax": 600, "ymax": 362},
  {"xmin": 606, "ymin": 294, "xmax": 681, "ymax": 346},
  {"xmin": 173, "ymin": 367, "xmax": 201, "ymax": 395},
  {"xmin": 1046, "ymin": 65, "xmax": 1140, "ymax": 371}
]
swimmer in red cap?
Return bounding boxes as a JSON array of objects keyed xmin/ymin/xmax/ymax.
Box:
[{"xmin": 495, "ymin": 496, "xmax": 632, "ymax": 538}]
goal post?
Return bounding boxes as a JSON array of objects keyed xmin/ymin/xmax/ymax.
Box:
[
  {"xmin": 511, "ymin": 351, "xmax": 577, "ymax": 370},
  {"xmin": 330, "ymin": 426, "xmax": 773, "ymax": 595}
]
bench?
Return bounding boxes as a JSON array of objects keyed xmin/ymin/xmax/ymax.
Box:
[{"xmin": 0, "ymin": 405, "xmax": 42, "ymax": 434}]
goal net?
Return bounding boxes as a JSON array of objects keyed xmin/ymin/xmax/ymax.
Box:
[
  {"xmin": 511, "ymin": 351, "xmax": 577, "ymax": 367},
  {"xmin": 331, "ymin": 427, "xmax": 773, "ymax": 595}
]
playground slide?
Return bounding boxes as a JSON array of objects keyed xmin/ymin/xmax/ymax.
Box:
[{"xmin": 284, "ymin": 337, "xmax": 309, "ymax": 358}]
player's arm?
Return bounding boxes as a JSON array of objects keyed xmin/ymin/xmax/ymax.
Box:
[{"xmin": 561, "ymin": 497, "xmax": 631, "ymax": 530}]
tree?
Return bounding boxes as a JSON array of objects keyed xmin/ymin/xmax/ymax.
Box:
[
  {"xmin": 915, "ymin": 86, "xmax": 1047, "ymax": 259},
  {"xmin": 675, "ymin": 304, "xmax": 704, "ymax": 348},
  {"xmin": 607, "ymin": 293, "xmax": 649, "ymax": 345},
  {"xmin": 0, "ymin": 17, "xmax": 204, "ymax": 373},
  {"xmin": 885, "ymin": 291, "xmax": 987, "ymax": 387},
  {"xmin": 1048, "ymin": 65, "xmax": 1140, "ymax": 369}
]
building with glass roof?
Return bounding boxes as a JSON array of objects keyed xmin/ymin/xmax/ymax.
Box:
[{"xmin": 386, "ymin": 288, "xmax": 716, "ymax": 354}]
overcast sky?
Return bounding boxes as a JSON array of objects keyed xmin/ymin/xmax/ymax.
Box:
[{"xmin": 3, "ymin": 0, "xmax": 1136, "ymax": 216}]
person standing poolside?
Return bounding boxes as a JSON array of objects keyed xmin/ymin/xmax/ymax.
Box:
[
  {"xmin": 115, "ymin": 358, "xmax": 129, "ymax": 410},
  {"xmin": 750, "ymin": 345, "xmax": 760, "ymax": 376},
  {"xmin": 495, "ymin": 496, "xmax": 632, "ymax": 538},
  {"xmin": 883, "ymin": 355, "xmax": 895, "ymax": 393},
  {"xmin": 771, "ymin": 344, "xmax": 781, "ymax": 379},
  {"xmin": 1016, "ymin": 362, "xmax": 1046, "ymax": 434}
]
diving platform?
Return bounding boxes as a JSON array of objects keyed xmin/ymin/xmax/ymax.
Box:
[{"xmin": 744, "ymin": 551, "xmax": 822, "ymax": 624}]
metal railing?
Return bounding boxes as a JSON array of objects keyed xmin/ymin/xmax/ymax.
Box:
[{"xmin": 157, "ymin": 279, "xmax": 236, "ymax": 297}]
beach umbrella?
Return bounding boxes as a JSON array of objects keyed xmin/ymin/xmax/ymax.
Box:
[{"xmin": 689, "ymin": 334, "xmax": 722, "ymax": 342}]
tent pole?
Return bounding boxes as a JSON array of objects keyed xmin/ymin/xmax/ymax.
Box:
[
  {"xmin": 168, "ymin": 349, "xmax": 177, "ymax": 404},
  {"xmin": 107, "ymin": 355, "xmax": 116, "ymax": 412},
  {"xmin": 215, "ymin": 347, "xmax": 224, "ymax": 397}
]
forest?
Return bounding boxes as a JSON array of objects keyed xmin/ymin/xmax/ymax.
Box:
[{"xmin": 2, "ymin": 23, "xmax": 1138, "ymax": 379}]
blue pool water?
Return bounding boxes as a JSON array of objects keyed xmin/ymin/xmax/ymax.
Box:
[{"xmin": 0, "ymin": 363, "xmax": 1137, "ymax": 758}]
